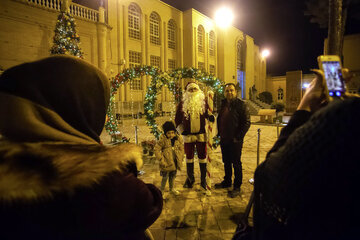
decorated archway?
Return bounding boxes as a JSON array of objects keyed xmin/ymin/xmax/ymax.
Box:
[{"xmin": 105, "ymin": 66, "xmax": 224, "ymax": 140}]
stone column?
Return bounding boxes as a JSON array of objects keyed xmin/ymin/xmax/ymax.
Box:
[
  {"xmin": 118, "ymin": 4, "xmax": 125, "ymax": 102},
  {"xmin": 123, "ymin": 5, "xmax": 130, "ymax": 102},
  {"xmin": 141, "ymin": 13, "xmax": 146, "ymax": 100},
  {"xmin": 97, "ymin": 6, "xmax": 107, "ymax": 71},
  {"xmin": 193, "ymin": 27, "xmax": 197, "ymax": 67},
  {"xmin": 164, "ymin": 21, "xmax": 169, "ymax": 101},
  {"xmin": 215, "ymin": 32, "xmax": 218, "ymax": 76},
  {"xmin": 205, "ymin": 32, "xmax": 209, "ymax": 72},
  {"xmin": 61, "ymin": 0, "xmax": 71, "ymax": 12},
  {"xmin": 145, "ymin": 15, "xmax": 150, "ymax": 87}
]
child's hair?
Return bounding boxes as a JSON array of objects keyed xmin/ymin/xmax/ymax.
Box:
[{"xmin": 162, "ymin": 121, "xmax": 176, "ymax": 135}]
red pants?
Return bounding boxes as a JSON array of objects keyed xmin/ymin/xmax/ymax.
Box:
[{"xmin": 184, "ymin": 142, "xmax": 207, "ymax": 160}]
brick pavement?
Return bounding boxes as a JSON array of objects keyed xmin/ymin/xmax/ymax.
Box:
[{"xmin": 101, "ymin": 116, "xmax": 280, "ymax": 240}]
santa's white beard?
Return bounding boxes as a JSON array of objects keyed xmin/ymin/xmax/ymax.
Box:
[{"xmin": 182, "ymin": 91, "xmax": 206, "ymax": 119}]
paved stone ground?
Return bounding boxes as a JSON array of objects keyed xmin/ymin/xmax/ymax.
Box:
[{"xmin": 101, "ymin": 116, "xmax": 281, "ymax": 240}]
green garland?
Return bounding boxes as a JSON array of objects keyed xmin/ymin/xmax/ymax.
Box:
[{"xmin": 105, "ymin": 66, "xmax": 224, "ymax": 141}]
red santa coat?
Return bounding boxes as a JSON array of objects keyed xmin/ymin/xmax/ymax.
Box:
[{"xmin": 175, "ymin": 101, "xmax": 209, "ymax": 137}]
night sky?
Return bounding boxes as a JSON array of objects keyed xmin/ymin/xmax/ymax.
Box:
[
  {"xmin": 76, "ymin": 0, "xmax": 360, "ymax": 75},
  {"xmin": 161, "ymin": 0, "xmax": 360, "ymax": 76}
]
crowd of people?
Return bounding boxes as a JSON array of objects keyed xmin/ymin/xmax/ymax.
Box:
[{"xmin": 0, "ymin": 55, "xmax": 359, "ymax": 239}]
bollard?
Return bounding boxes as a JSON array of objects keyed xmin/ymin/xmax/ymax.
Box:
[
  {"xmin": 249, "ymin": 128, "xmax": 261, "ymax": 184},
  {"xmin": 257, "ymin": 128, "xmax": 261, "ymax": 167},
  {"xmin": 276, "ymin": 119, "xmax": 280, "ymax": 138},
  {"xmin": 135, "ymin": 125, "xmax": 138, "ymax": 145}
]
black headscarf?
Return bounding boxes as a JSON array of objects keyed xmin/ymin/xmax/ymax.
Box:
[{"xmin": 0, "ymin": 55, "xmax": 109, "ymax": 143}]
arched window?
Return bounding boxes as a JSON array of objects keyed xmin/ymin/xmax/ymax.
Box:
[
  {"xmin": 168, "ymin": 19, "xmax": 176, "ymax": 49},
  {"xmin": 128, "ymin": 3, "xmax": 141, "ymax": 40},
  {"xmin": 278, "ymin": 87, "xmax": 284, "ymax": 100},
  {"xmin": 197, "ymin": 25, "xmax": 205, "ymax": 53},
  {"xmin": 209, "ymin": 31, "xmax": 215, "ymax": 56},
  {"xmin": 150, "ymin": 12, "xmax": 160, "ymax": 45},
  {"xmin": 237, "ymin": 40, "xmax": 245, "ymax": 71}
]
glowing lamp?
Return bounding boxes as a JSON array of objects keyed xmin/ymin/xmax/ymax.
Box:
[
  {"xmin": 261, "ymin": 49, "xmax": 270, "ymax": 58},
  {"xmin": 215, "ymin": 7, "xmax": 234, "ymax": 28}
]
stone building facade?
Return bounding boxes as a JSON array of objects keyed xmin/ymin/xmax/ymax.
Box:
[{"xmin": 0, "ymin": 0, "xmax": 267, "ymax": 115}]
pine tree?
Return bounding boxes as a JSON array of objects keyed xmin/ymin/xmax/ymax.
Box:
[{"xmin": 50, "ymin": 11, "xmax": 83, "ymax": 58}]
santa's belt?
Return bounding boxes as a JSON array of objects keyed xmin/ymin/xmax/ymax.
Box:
[{"xmin": 182, "ymin": 133, "xmax": 206, "ymax": 143}]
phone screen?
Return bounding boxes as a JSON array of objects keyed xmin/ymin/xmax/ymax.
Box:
[{"xmin": 321, "ymin": 61, "xmax": 345, "ymax": 97}]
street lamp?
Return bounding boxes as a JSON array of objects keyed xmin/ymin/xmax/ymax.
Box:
[
  {"xmin": 261, "ymin": 49, "xmax": 270, "ymax": 59},
  {"xmin": 214, "ymin": 7, "xmax": 234, "ymax": 28}
]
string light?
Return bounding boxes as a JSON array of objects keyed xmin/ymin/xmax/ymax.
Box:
[
  {"xmin": 105, "ymin": 66, "xmax": 224, "ymax": 140},
  {"xmin": 50, "ymin": 11, "xmax": 83, "ymax": 58}
]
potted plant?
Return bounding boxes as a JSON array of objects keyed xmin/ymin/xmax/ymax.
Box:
[
  {"xmin": 111, "ymin": 131, "xmax": 130, "ymax": 144},
  {"xmin": 141, "ymin": 140, "xmax": 148, "ymax": 154},
  {"xmin": 147, "ymin": 140, "xmax": 156, "ymax": 156}
]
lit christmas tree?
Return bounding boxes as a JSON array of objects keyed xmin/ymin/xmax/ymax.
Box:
[{"xmin": 50, "ymin": 10, "xmax": 83, "ymax": 58}]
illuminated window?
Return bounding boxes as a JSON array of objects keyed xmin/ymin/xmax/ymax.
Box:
[
  {"xmin": 237, "ymin": 40, "xmax": 245, "ymax": 70},
  {"xmin": 129, "ymin": 50, "xmax": 142, "ymax": 90},
  {"xmin": 150, "ymin": 12, "xmax": 160, "ymax": 45},
  {"xmin": 150, "ymin": 55, "xmax": 161, "ymax": 68},
  {"xmin": 209, "ymin": 31, "xmax": 215, "ymax": 56},
  {"xmin": 168, "ymin": 19, "xmax": 176, "ymax": 49},
  {"xmin": 168, "ymin": 59, "xmax": 176, "ymax": 71},
  {"xmin": 209, "ymin": 64, "xmax": 215, "ymax": 75},
  {"xmin": 128, "ymin": 4, "xmax": 141, "ymax": 40},
  {"xmin": 278, "ymin": 87, "xmax": 284, "ymax": 100},
  {"xmin": 197, "ymin": 25, "xmax": 205, "ymax": 53},
  {"xmin": 198, "ymin": 62, "xmax": 205, "ymax": 71}
]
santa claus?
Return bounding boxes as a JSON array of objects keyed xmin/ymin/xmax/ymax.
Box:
[{"xmin": 175, "ymin": 82, "xmax": 214, "ymax": 192}]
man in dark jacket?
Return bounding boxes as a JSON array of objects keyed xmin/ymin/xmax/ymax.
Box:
[{"xmin": 215, "ymin": 83, "xmax": 250, "ymax": 198}]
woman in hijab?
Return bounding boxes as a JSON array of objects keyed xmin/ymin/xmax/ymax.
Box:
[{"xmin": 0, "ymin": 55, "xmax": 163, "ymax": 240}]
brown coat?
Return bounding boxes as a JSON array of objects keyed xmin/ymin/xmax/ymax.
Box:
[
  {"xmin": 154, "ymin": 134, "xmax": 184, "ymax": 172},
  {"xmin": 0, "ymin": 140, "xmax": 163, "ymax": 240}
]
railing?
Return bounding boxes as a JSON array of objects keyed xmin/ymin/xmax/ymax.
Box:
[
  {"xmin": 69, "ymin": 2, "xmax": 98, "ymax": 22},
  {"xmin": 16, "ymin": 0, "xmax": 99, "ymax": 22}
]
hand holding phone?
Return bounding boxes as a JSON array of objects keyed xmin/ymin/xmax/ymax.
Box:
[{"xmin": 317, "ymin": 55, "xmax": 346, "ymax": 98}]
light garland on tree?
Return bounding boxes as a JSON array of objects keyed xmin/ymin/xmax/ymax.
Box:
[
  {"xmin": 50, "ymin": 11, "xmax": 83, "ymax": 57},
  {"xmin": 105, "ymin": 66, "xmax": 224, "ymax": 141}
]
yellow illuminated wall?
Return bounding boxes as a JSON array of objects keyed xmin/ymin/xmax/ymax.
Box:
[{"xmin": 0, "ymin": 0, "xmax": 267, "ymax": 113}]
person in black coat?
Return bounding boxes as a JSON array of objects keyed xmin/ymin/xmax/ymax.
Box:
[
  {"xmin": 252, "ymin": 69, "xmax": 360, "ymax": 239},
  {"xmin": 215, "ymin": 83, "xmax": 251, "ymax": 198},
  {"xmin": 0, "ymin": 56, "xmax": 163, "ymax": 240}
]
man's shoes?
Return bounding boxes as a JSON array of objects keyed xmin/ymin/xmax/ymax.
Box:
[
  {"xmin": 183, "ymin": 178, "xmax": 195, "ymax": 188},
  {"xmin": 170, "ymin": 189, "xmax": 180, "ymax": 196},
  {"xmin": 200, "ymin": 184, "xmax": 212, "ymax": 196},
  {"xmin": 214, "ymin": 181, "xmax": 232, "ymax": 189},
  {"xmin": 228, "ymin": 188, "xmax": 241, "ymax": 198}
]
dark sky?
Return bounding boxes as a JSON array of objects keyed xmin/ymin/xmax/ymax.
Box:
[{"xmin": 161, "ymin": 0, "xmax": 360, "ymax": 76}]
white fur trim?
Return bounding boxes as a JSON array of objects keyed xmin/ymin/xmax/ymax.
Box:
[
  {"xmin": 182, "ymin": 134, "xmax": 206, "ymax": 143},
  {"xmin": 198, "ymin": 158, "xmax": 207, "ymax": 163}
]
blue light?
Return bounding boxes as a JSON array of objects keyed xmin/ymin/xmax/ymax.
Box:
[
  {"xmin": 336, "ymin": 91, "xmax": 341, "ymax": 97},
  {"xmin": 329, "ymin": 92, "xmax": 334, "ymax": 96}
]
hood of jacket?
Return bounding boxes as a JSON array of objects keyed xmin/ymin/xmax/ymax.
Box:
[{"xmin": 0, "ymin": 140, "xmax": 142, "ymax": 203}]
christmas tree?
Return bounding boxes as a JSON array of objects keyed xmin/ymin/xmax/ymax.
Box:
[{"xmin": 50, "ymin": 11, "xmax": 83, "ymax": 58}]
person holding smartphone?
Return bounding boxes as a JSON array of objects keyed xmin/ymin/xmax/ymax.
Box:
[{"xmin": 247, "ymin": 67, "xmax": 360, "ymax": 240}]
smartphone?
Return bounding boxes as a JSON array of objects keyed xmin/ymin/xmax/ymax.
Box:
[{"xmin": 317, "ymin": 55, "xmax": 346, "ymax": 98}]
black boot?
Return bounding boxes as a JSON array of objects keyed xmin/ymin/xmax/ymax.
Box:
[
  {"xmin": 183, "ymin": 163, "xmax": 195, "ymax": 188},
  {"xmin": 199, "ymin": 163, "xmax": 207, "ymax": 190}
]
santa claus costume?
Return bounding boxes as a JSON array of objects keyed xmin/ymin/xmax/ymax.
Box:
[{"xmin": 175, "ymin": 82, "xmax": 214, "ymax": 191}]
